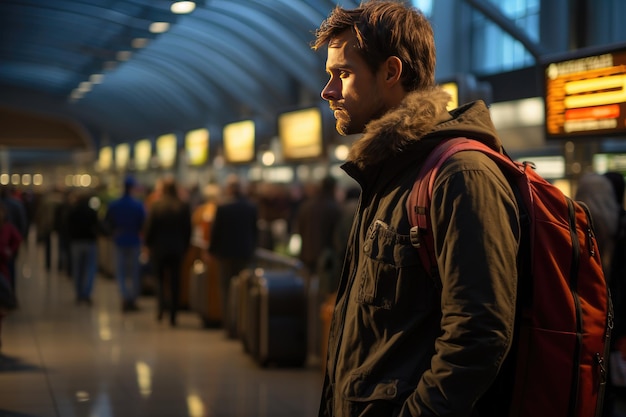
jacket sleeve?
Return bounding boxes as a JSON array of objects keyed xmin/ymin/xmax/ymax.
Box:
[{"xmin": 400, "ymin": 152, "xmax": 520, "ymax": 416}]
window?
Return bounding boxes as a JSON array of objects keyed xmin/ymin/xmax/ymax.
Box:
[
  {"xmin": 412, "ymin": 0, "xmax": 433, "ymax": 17},
  {"xmin": 471, "ymin": 0, "xmax": 539, "ymax": 74}
]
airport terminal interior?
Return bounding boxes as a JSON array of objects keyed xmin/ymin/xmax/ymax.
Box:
[{"xmin": 2, "ymin": 0, "xmax": 626, "ymax": 416}]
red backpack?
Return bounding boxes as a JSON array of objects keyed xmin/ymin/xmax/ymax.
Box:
[{"xmin": 406, "ymin": 137, "xmax": 612, "ymax": 417}]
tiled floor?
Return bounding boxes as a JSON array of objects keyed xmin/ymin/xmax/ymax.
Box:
[{"xmin": 0, "ymin": 239, "xmax": 323, "ymax": 417}]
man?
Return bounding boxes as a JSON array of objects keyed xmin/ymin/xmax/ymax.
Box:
[
  {"xmin": 312, "ymin": 2, "xmax": 520, "ymax": 417},
  {"xmin": 105, "ymin": 176, "xmax": 146, "ymax": 312},
  {"xmin": 294, "ymin": 176, "xmax": 341, "ymax": 286},
  {"xmin": 144, "ymin": 177, "xmax": 191, "ymax": 327},
  {"xmin": 66, "ymin": 191, "xmax": 99, "ymax": 305},
  {"xmin": 208, "ymin": 175, "xmax": 258, "ymax": 331}
]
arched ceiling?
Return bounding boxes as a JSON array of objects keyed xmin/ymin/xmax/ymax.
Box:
[{"xmin": 0, "ymin": 0, "xmax": 359, "ymax": 165}]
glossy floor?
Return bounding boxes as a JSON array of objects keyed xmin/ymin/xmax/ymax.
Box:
[{"xmin": 0, "ymin": 241, "xmax": 322, "ymax": 417}]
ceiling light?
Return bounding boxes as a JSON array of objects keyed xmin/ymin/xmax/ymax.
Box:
[
  {"xmin": 69, "ymin": 90, "xmax": 83, "ymax": 102},
  {"xmin": 149, "ymin": 22, "xmax": 170, "ymax": 34},
  {"xmin": 33, "ymin": 174, "xmax": 43, "ymax": 186},
  {"xmin": 116, "ymin": 50, "xmax": 132, "ymax": 61},
  {"xmin": 89, "ymin": 74, "xmax": 104, "ymax": 84},
  {"xmin": 132, "ymin": 38, "xmax": 149, "ymax": 49},
  {"xmin": 171, "ymin": 1, "xmax": 196, "ymax": 14},
  {"xmin": 78, "ymin": 81, "xmax": 92, "ymax": 93}
]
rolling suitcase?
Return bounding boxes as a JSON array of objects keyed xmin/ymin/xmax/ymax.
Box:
[
  {"xmin": 236, "ymin": 268, "xmax": 256, "ymax": 346},
  {"xmin": 228, "ymin": 268, "xmax": 255, "ymax": 340},
  {"xmin": 246, "ymin": 269, "xmax": 307, "ymax": 367},
  {"xmin": 188, "ymin": 257, "xmax": 222, "ymax": 328}
]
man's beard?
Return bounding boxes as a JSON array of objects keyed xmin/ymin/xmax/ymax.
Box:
[{"xmin": 334, "ymin": 109, "xmax": 354, "ymax": 136}]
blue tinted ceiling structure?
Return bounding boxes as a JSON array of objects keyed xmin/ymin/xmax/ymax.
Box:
[{"xmin": 0, "ymin": 0, "xmax": 358, "ymax": 158}]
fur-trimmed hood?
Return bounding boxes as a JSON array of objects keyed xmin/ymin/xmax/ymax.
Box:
[{"xmin": 347, "ymin": 86, "xmax": 502, "ymax": 169}]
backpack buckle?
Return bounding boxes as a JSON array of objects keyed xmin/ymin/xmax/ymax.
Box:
[{"xmin": 409, "ymin": 226, "xmax": 421, "ymax": 248}]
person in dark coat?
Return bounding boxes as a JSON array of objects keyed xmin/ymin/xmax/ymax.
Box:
[
  {"xmin": 208, "ymin": 175, "xmax": 258, "ymax": 330},
  {"xmin": 332, "ymin": 186, "xmax": 360, "ymax": 292},
  {"xmin": 294, "ymin": 176, "xmax": 342, "ymax": 295},
  {"xmin": 66, "ymin": 191, "xmax": 100, "ymax": 305},
  {"xmin": 575, "ymin": 173, "xmax": 620, "ymax": 275},
  {"xmin": 143, "ymin": 177, "xmax": 191, "ymax": 326}
]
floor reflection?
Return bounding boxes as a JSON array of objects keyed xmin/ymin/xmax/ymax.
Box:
[{"xmin": 0, "ymin": 240, "xmax": 322, "ymax": 417}]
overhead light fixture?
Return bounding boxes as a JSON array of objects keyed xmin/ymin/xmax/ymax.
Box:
[
  {"xmin": 89, "ymin": 74, "xmax": 104, "ymax": 84},
  {"xmin": 78, "ymin": 81, "xmax": 92, "ymax": 93},
  {"xmin": 69, "ymin": 90, "xmax": 83, "ymax": 102},
  {"xmin": 116, "ymin": 50, "xmax": 132, "ymax": 61},
  {"xmin": 171, "ymin": 1, "xmax": 196, "ymax": 14},
  {"xmin": 149, "ymin": 22, "xmax": 170, "ymax": 34},
  {"xmin": 132, "ymin": 38, "xmax": 149, "ymax": 49}
]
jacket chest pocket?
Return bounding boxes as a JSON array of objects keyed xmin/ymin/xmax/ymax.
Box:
[{"xmin": 358, "ymin": 220, "xmax": 430, "ymax": 311}]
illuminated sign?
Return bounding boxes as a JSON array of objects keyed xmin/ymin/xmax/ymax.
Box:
[
  {"xmin": 98, "ymin": 146, "xmax": 112, "ymax": 171},
  {"xmin": 115, "ymin": 143, "xmax": 130, "ymax": 170},
  {"xmin": 593, "ymin": 153, "xmax": 626, "ymax": 174},
  {"xmin": 545, "ymin": 47, "xmax": 626, "ymax": 139},
  {"xmin": 278, "ymin": 107, "xmax": 323, "ymax": 161},
  {"xmin": 185, "ymin": 128, "xmax": 209, "ymax": 166},
  {"xmin": 156, "ymin": 133, "xmax": 177, "ymax": 168},
  {"xmin": 223, "ymin": 120, "xmax": 255, "ymax": 163},
  {"xmin": 134, "ymin": 139, "xmax": 152, "ymax": 171},
  {"xmin": 441, "ymin": 82, "xmax": 459, "ymax": 110}
]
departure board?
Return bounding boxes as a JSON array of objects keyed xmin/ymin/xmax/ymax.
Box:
[{"xmin": 545, "ymin": 46, "xmax": 626, "ymax": 139}]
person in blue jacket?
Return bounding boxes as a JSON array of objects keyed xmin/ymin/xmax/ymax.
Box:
[{"xmin": 105, "ymin": 176, "xmax": 146, "ymax": 312}]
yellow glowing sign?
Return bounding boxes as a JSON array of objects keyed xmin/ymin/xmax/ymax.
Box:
[
  {"xmin": 441, "ymin": 82, "xmax": 459, "ymax": 110},
  {"xmin": 134, "ymin": 139, "xmax": 152, "ymax": 171},
  {"xmin": 223, "ymin": 120, "xmax": 255, "ymax": 163},
  {"xmin": 185, "ymin": 128, "xmax": 209, "ymax": 166},
  {"xmin": 156, "ymin": 134, "xmax": 177, "ymax": 168},
  {"xmin": 545, "ymin": 48, "xmax": 626, "ymax": 138},
  {"xmin": 99, "ymin": 146, "xmax": 112, "ymax": 170},
  {"xmin": 278, "ymin": 108, "xmax": 323, "ymax": 160},
  {"xmin": 115, "ymin": 143, "xmax": 130, "ymax": 170}
]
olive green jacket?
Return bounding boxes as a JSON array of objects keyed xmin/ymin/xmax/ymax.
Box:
[{"xmin": 320, "ymin": 87, "xmax": 521, "ymax": 417}]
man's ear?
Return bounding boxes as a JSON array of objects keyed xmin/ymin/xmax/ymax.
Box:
[{"xmin": 383, "ymin": 56, "xmax": 403, "ymax": 85}]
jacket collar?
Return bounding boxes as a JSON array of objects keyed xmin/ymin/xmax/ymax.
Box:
[{"xmin": 346, "ymin": 87, "xmax": 501, "ymax": 170}]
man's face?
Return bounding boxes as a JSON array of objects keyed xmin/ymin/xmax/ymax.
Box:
[{"xmin": 321, "ymin": 31, "xmax": 387, "ymax": 135}]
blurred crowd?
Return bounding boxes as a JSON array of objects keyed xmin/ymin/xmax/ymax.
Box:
[{"xmin": 0, "ymin": 174, "xmax": 359, "ymax": 339}]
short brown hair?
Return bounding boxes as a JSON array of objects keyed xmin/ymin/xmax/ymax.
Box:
[{"xmin": 312, "ymin": 0, "xmax": 435, "ymax": 92}]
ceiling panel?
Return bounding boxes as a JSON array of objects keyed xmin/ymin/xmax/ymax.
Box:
[{"xmin": 0, "ymin": 0, "xmax": 359, "ymax": 166}]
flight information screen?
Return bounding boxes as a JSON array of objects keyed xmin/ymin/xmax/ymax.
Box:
[{"xmin": 545, "ymin": 47, "xmax": 626, "ymax": 139}]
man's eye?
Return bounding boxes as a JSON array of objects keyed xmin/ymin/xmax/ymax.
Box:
[{"xmin": 339, "ymin": 71, "xmax": 349, "ymax": 78}]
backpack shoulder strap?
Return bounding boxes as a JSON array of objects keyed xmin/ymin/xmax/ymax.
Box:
[{"xmin": 406, "ymin": 137, "xmax": 519, "ymax": 279}]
